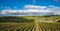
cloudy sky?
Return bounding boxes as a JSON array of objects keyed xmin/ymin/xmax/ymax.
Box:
[{"xmin": 0, "ymin": 0, "xmax": 60, "ymax": 16}]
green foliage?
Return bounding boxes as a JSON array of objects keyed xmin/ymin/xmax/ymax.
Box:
[{"xmin": 0, "ymin": 16, "xmax": 35, "ymax": 22}]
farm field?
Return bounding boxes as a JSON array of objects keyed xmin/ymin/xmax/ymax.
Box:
[
  {"xmin": 0, "ymin": 22, "xmax": 35, "ymax": 31},
  {"xmin": 0, "ymin": 16, "xmax": 60, "ymax": 31},
  {"xmin": 0, "ymin": 22, "xmax": 60, "ymax": 31}
]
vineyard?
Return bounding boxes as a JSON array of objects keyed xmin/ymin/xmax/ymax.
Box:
[
  {"xmin": 39, "ymin": 22, "xmax": 60, "ymax": 31},
  {"xmin": 0, "ymin": 22, "xmax": 60, "ymax": 31},
  {"xmin": 0, "ymin": 16, "xmax": 60, "ymax": 31},
  {"xmin": 0, "ymin": 22, "xmax": 35, "ymax": 31}
]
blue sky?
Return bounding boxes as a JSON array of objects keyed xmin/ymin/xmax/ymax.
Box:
[
  {"xmin": 0, "ymin": 0, "xmax": 60, "ymax": 10},
  {"xmin": 0, "ymin": 0, "xmax": 60, "ymax": 16}
]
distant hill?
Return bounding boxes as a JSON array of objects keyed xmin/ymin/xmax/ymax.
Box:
[
  {"xmin": 0, "ymin": 15, "xmax": 60, "ymax": 23},
  {"xmin": 0, "ymin": 16, "xmax": 35, "ymax": 22}
]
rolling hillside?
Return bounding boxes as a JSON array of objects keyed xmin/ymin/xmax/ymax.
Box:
[
  {"xmin": 0, "ymin": 15, "xmax": 60, "ymax": 23},
  {"xmin": 0, "ymin": 16, "xmax": 35, "ymax": 22}
]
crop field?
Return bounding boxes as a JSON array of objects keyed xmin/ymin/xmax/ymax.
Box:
[
  {"xmin": 39, "ymin": 22, "xmax": 60, "ymax": 31},
  {"xmin": 0, "ymin": 22, "xmax": 60, "ymax": 31},
  {"xmin": 0, "ymin": 16, "xmax": 60, "ymax": 31},
  {"xmin": 0, "ymin": 22, "xmax": 35, "ymax": 31}
]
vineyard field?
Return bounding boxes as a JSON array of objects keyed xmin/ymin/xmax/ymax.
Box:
[{"xmin": 0, "ymin": 22, "xmax": 60, "ymax": 31}]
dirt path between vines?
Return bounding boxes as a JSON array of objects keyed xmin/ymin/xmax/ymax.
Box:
[{"xmin": 35, "ymin": 23, "xmax": 40, "ymax": 31}]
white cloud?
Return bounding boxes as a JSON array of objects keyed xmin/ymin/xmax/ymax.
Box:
[
  {"xmin": 0, "ymin": 10, "xmax": 7, "ymax": 15},
  {"xmin": 24, "ymin": 5, "xmax": 47, "ymax": 9},
  {"xmin": 0, "ymin": 5, "xmax": 60, "ymax": 16}
]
